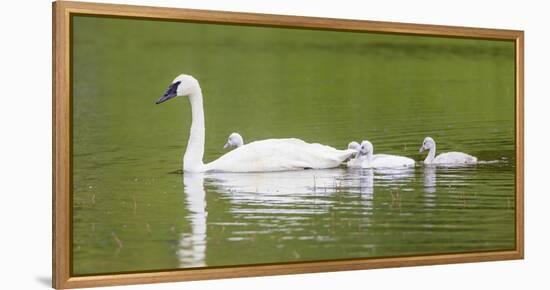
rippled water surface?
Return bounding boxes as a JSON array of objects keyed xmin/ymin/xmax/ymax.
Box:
[{"xmin": 71, "ymin": 16, "xmax": 516, "ymax": 275}]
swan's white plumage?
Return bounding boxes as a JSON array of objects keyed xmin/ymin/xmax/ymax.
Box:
[
  {"xmin": 224, "ymin": 132, "xmax": 244, "ymax": 149},
  {"xmin": 346, "ymin": 141, "xmax": 361, "ymax": 167},
  {"xmin": 348, "ymin": 140, "xmax": 415, "ymax": 168},
  {"xmin": 207, "ymin": 138, "xmax": 355, "ymax": 172},
  {"xmin": 367, "ymin": 154, "xmax": 416, "ymax": 168},
  {"xmin": 420, "ymin": 137, "xmax": 477, "ymax": 165},
  {"xmin": 157, "ymin": 74, "xmax": 354, "ymax": 173},
  {"xmin": 429, "ymin": 152, "xmax": 477, "ymax": 164}
]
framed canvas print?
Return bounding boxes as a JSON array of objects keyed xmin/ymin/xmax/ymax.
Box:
[{"xmin": 53, "ymin": 1, "xmax": 524, "ymax": 288}]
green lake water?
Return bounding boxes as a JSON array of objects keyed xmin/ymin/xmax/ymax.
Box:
[{"xmin": 71, "ymin": 15, "xmax": 516, "ymax": 275}]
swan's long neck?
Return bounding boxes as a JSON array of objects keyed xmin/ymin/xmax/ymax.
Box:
[
  {"xmin": 424, "ymin": 144, "xmax": 436, "ymax": 164},
  {"xmin": 183, "ymin": 90, "xmax": 206, "ymax": 172}
]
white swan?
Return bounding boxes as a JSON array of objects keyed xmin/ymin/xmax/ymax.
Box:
[
  {"xmin": 346, "ymin": 141, "xmax": 360, "ymax": 167},
  {"xmin": 419, "ymin": 137, "xmax": 477, "ymax": 165},
  {"xmin": 156, "ymin": 74, "xmax": 356, "ymax": 173},
  {"xmin": 223, "ymin": 132, "xmax": 244, "ymax": 149},
  {"xmin": 348, "ymin": 140, "xmax": 415, "ymax": 168},
  {"xmin": 347, "ymin": 141, "xmax": 360, "ymax": 152}
]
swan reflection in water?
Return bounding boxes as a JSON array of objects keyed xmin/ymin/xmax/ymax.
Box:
[
  {"xmin": 177, "ymin": 167, "xmax": 414, "ymax": 268},
  {"xmin": 177, "ymin": 174, "xmax": 207, "ymax": 267},
  {"xmin": 423, "ymin": 165, "xmax": 437, "ymax": 194},
  {"xmin": 422, "ymin": 165, "xmax": 437, "ymax": 208},
  {"xmin": 421, "ymin": 164, "xmax": 480, "ymax": 207}
]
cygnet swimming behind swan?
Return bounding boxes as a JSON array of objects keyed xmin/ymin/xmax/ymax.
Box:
[
  {"xmin": 224, "ymin": 132, "xmax": 244, "ymax": 149},
  {"xmin": 419, "ymin": 137, "xmax": 477, "ymax": 165},
  {"xmin": 155, "ymin": 74, "xmax": 356, "ymax": 173},
  {"xmin": 348, "ymin": 140, "xmax": 415, "ymax": 168},
  {"xmin": 346, "ymin": 141, "xmax": 361, "ymax": 167}
]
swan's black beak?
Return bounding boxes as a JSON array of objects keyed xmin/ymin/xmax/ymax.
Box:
[
  {"xmin": 419, "ymin": 146, "xmax": 426, "ymax": 153},
  {"xmin": 156, "ymin": 81, "xmax": 181, "ymax": 104}
]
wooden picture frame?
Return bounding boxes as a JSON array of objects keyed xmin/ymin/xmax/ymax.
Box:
[{"xmin": 53, "ymin": 1, "xmax": 524, "ymax": 288}]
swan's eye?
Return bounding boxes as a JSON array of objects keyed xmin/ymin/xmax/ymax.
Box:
[{"xmin": 171, "ymin": 81, "xmax": 181, "ymax": 90}]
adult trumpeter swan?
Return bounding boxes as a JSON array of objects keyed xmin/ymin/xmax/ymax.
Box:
[
  {"xmin": 348, "ymin": 140, "xmax": 415, "ymax": 168},
  {"xmin": 419, "ymin": 137, "xmax": 477, "ymax": 165},
  {"xmin": 156, "ymin": 74, "xmax": 356, "ymax": 172},
  {"xmin": 223, "ymin": 132, "xmax": 244, "ymax": 149}
]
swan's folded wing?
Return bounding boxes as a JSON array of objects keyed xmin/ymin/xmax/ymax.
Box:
[
  {"xmin": 205, "ymin": 139, "xmax": 354, "ymax": 172},
  {"xmin": 371, "ymin": 154, "xmax": 415, "ymax": 168},
  {"xmin": 434, "ymin": 152, "xmax": 477, "ymax": 164}
]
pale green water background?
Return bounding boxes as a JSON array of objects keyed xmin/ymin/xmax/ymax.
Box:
[{"xmin": 71, "ymin": 15, "xmax": 516, "ymax": 275}]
